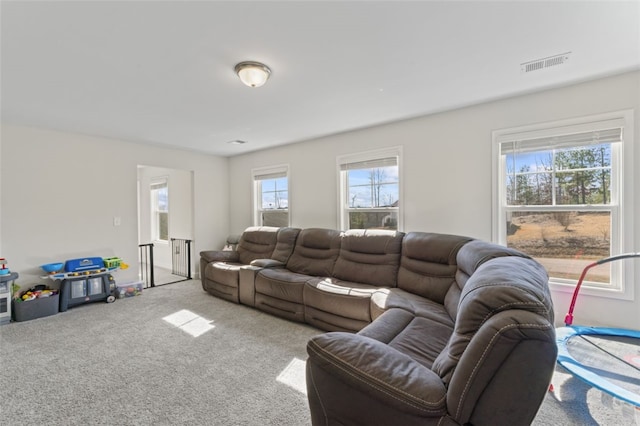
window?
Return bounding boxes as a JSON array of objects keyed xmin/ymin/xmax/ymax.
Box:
[
  {"xmin": 493, "ymin": 111, "xmax": 634, "ymax": 295},
  {"xmin": 150, "ymin": 179, "xmax": 169, "ymax": 242},
  {"xmin": 338, "ymin": 147, "xmax": 402, "ymax": 231},
  {"xmin": 253, "ymin": 165, "xmax": 289, "ymax": 227}
]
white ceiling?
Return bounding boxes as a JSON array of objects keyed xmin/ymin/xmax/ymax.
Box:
[{"xmin": 2, "ymin": 1, "xmax": 639, "ymax": 157}]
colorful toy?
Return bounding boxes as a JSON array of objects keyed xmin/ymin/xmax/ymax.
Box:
[
  {"xmin": 116, "ymin": 281, "xmax": 143, "ymax": 298},
  {"xmin": 0, "ymin": 258, "xmax": 9, "ymax": 275},
  {"xmin": 556, "ymin": 253, "xmax": 640, "ymax": 407},
  {"xmin": 19, "ymin": 287, "xmax": 58, "ymax": 302},
  {"xmin": 103, "ymin": 257, "xmax": 122, "ymax": 269},
  {"xmin": 41, "ymin": 262, "xmax": 64, "ymax": 273}
]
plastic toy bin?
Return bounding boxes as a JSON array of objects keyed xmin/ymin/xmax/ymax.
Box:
[
  {"xmin": 115, "ymin": 281, "xmax": 143, "ymax": 298},
  {"xmin": 103, "ymin": 257, "xmax": 122, "ymax": 269},
  {"xmin": 13, "ymin": 294, "xmax": 59, "ymax": 322}
]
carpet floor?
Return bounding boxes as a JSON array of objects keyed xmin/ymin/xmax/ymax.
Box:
[{"xmin": 1, "ymin": 280, "xmax": 637, "ymax": 425}]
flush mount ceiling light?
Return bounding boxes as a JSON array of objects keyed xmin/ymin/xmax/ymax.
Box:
[{"xmin": 234, "ymin": 61, "xmax": 271, "ymax": 88}]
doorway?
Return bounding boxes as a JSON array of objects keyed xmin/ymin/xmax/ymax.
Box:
[{"xmin": 137, "ymin": 165, "xmax": 195, "ymax": 286}]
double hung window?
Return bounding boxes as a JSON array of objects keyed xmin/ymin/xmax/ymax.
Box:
[
  {"xmin": 493, "ymin": 111, "xmax": 634, "ymax": 294},
  {"xmin": 253, "ymin": 165, "xmax": 289, "ymax": 227},
  {"xmin": 150, "ymin": 178, "xmax": 169, "ymax": 242},
  {"xmin": 338, "ymin": 147, "xmax": 401, "ymax": 231}
]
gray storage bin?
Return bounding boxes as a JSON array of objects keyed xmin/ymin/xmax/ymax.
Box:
[{"xmin": 13, "ymin": 294, "xmax": 59, "ymax": 322}]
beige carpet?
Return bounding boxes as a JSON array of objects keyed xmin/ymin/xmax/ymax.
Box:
[
  {"xmin": 0, "ymin": 279, "xmax": 636, "ymax": 425},
  {"xmin": 1, "ymin": 280, "xmax": 320, "ymax": 425}
]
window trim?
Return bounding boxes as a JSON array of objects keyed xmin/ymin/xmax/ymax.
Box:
[
  {"xmin": 337, "ymin": 146, "xmax": 403, "ymax": 231},
  {"xmin": 492, "ymin": 110, "xmax": 634, "ymax": 300},
  {"xmin": 252, "ymin": 164, "xmax": 290, "ymax": 227}
]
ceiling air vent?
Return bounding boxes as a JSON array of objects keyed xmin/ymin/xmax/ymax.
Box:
[{"xmin": 521, "ymin": 52, "xmax": 571, "ymax": 73}]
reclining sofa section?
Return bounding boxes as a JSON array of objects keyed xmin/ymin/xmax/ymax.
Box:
[{"xmin": 200, "ymin": 226, "xmax": 557, "ymax": 425}]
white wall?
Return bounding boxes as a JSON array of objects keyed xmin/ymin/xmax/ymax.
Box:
[
  {"xmin": 0, "ymin": 125, "xmax": 228, "ymax": 288},
  {"xmin": 1, "ymin": 72, "xmax": 638, "ymax": 329},
  {"xmin": 228, "ymin": 71, "xmax": 640, "ymax": 329},
  {"xmin": 0, "ymin": 130, "xmax": 3, "ymax": 256}
]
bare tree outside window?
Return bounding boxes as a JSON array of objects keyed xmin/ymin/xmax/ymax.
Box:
[
  {"xmin": 347, "ymin": 166, "xmax": 399, "ymax": 230},
  {"xmin": 151, "ymin": 180, "xmax": 168, "ymax": 242},
  {"xmin": 504, "ymin": 142, "xmax": 614, "ymax": 283},
  {"xmin": 254, "ymin": 170, "xmax": 289, "ymax": 227}
]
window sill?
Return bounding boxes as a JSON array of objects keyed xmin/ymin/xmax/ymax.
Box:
[{"xmin": 549, "ymin": 279, "xmax": 633, "ymax": 301}]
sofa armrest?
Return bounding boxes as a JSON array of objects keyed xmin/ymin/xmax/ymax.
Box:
[
  {"xmin": 238, "ymin": 260, "xmax": 284, "ymax": 306},
  {"xmin": 306, "ymin": 332, "xmax": 447, "ymax": 421},
  {"xmin": 250, "ymin": 258, "xmax": 285, "ymax": 268},
  {"xmin": 200, "ymin": 250, "xmax": 239, "ymax": 263},
  {"xmin": 444, "ymin": 310, "xmax": 556, "ymax": 425},
  {"xmin": 239, "ymin": 265, "xmax": 260, "ymax": 306}
]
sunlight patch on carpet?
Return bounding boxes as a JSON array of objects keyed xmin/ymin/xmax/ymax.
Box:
[
  {"xmin": 162, "ymin": 309, "xmax": 215, "ymax": 337},
  {"xmin": 277, "ymin": 357, "xmax": 307, "ymax": 395}
]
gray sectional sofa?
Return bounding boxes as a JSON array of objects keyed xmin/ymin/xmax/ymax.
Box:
[{"xmin": 200, "ymin": 226, "xmax": 557, "ymax": 425}]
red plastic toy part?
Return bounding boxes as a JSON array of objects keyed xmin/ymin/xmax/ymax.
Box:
[{"xmin": 564, "ymin": 253, "xmax": 640, "ymax": 326}]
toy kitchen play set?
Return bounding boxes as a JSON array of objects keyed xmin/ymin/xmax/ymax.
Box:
[
  {"xmin": 0, "ymin": 258, "xmax": 17, "ymax": 324},
  {"xmin": 50, "ymin": 257, "xmax": 120, "ymax": 312},
  {"xmin": 2, "ymin": 256, "xmax": 140, "ymax": 323}
]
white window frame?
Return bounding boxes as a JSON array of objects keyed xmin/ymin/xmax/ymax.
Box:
[
  {"xmin": 252, "ymin": 164, "xmax": 290, "ymax": 227},
  {"xmin": 492, "ymin": 110, "xmax": 635, "ymax": 300},
  {"xmin": 150, "ymin": 177, "xmax": 169, "ymax": 243},
  {"xmin": 337, "ymin": 146, "xmax": 403, "ymax": 231}
]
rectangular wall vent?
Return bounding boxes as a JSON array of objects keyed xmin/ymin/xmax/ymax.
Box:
[{"xmin": 521, "ymin": 52, "xmax": 571, "ymax": 73}]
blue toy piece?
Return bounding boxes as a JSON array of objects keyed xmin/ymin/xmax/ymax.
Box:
[
  {"xmin": 41, "ymin": 262, "xmax": 64, "ymax": 273},
  {"xmin": 556, "ymin": 253, "xmax": 640, "ymax": 407},
  {"xmin": 556, "ymin": 325, "xmax": 640, "ymax": 407}
]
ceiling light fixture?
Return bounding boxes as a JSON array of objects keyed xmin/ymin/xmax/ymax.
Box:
[{"xmin": 235, "ymin": 61, "xmax": 271, "ymax": 88}]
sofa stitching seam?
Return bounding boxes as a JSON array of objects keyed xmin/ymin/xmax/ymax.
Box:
[
  {"xmin": 454, "ymin": 322, "xmax": 553, "ymax": 419},
  {"xmin": 307, "ymin": 360, "xmax": 329, "ymax": 426},
  {"xmin": 478, "ymin": 301, "xmax": 548, "ymax": 326},
  {"xmin": 308, "ymin": 341, "xmax": 446, "ymax": 414}
]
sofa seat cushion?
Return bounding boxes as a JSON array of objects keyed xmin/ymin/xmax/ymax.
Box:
[
  {"xmin": 255, "ymin": 268, "xmax": 311, "ymax": 303},
  {"xmin": 307, "ymin": 331, "xmax": 448, "ymax": 417},
  {"xmin": 358, "ymin": 308, "xmax": 453, "ymax": 369},
  {"xmin": 203, "ymin": 262, "xmax": 244, "ymax": 303},
  {"xmin": 304, "ymin": 278, "xmax": 378, "ymax": 323},
  {"xmin": 371, "ymin": 288, "xmax": 454, "ymax": 328}
]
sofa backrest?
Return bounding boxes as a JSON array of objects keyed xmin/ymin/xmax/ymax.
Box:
[
  {"xmin": 271, "ymin": 227, "xmax": 301, "ymax": 263},
  {"xmin": 449, "ymin": 240, "xmax": 533, "ymax": 319},
  {"xmin": 332, "ymin": 229, "xmax": 404, "ymax": 287},
  {"xmin": 397, "ymin": 232, "xmax": 472, "ymax": 306},
  {"xmin": 431, "ymin": 253, "xmax": 553, "ymax": 385},
  {"xmin": 455, "ymin": 239, "xmax": 531, "ymax": 279},
  {"xmin": 286, "ymin": 228, "xmax": 342, "ymax": 277},
  {"xmin": 237, "ymin": 226, "xmax": 280, "ymax": 264}
]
